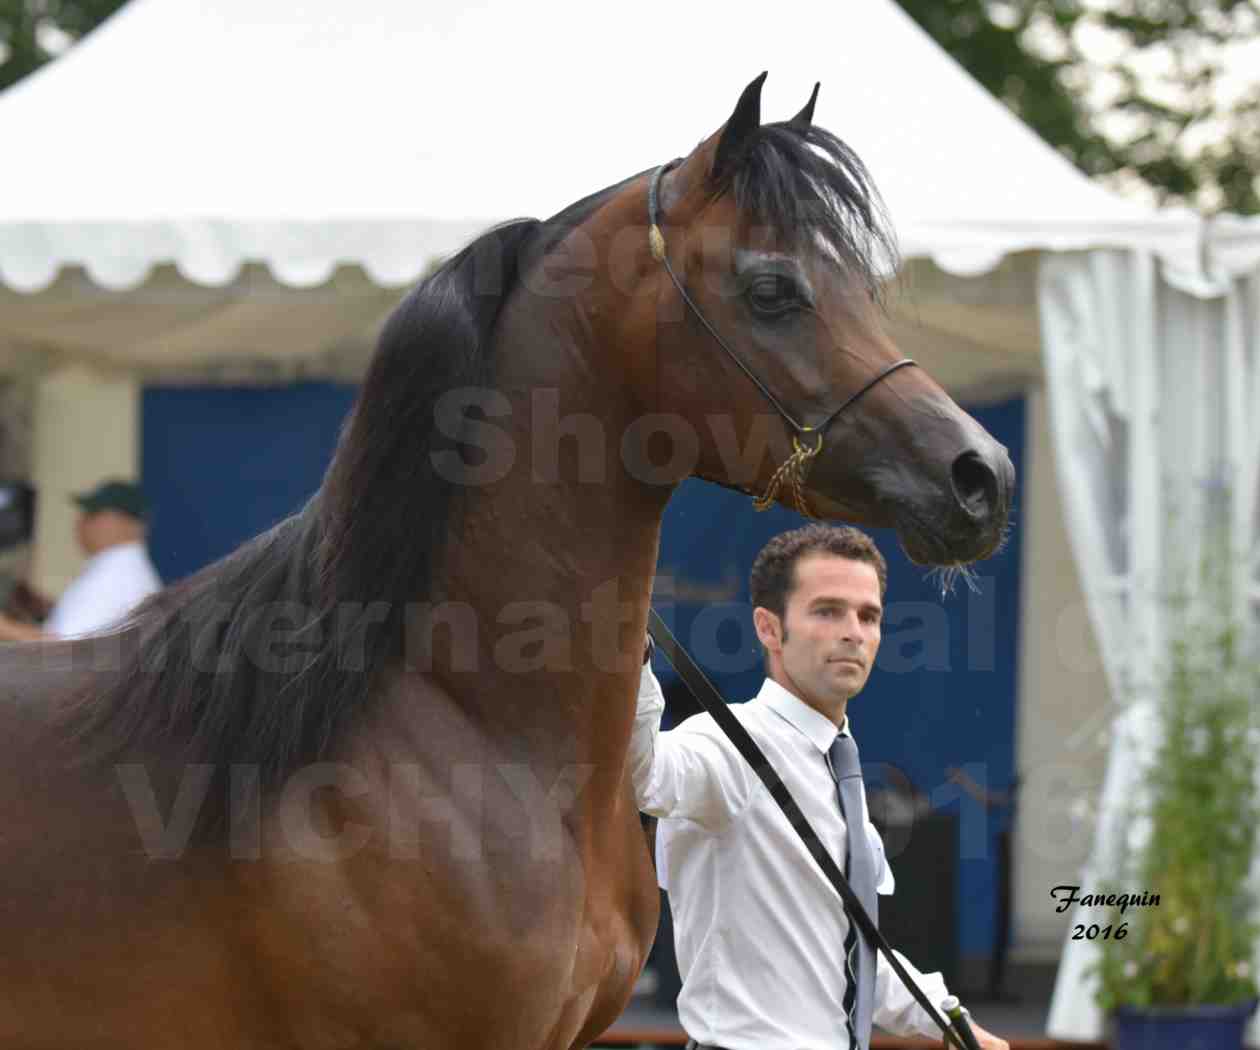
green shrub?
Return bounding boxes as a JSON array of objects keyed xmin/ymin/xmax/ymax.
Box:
[{"xmin": 1094, "ymin": 560, "xmax": 1260, "ymax": 1010}]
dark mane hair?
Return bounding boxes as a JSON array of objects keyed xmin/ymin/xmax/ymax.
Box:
[
  {"xmin": 59, "ymin": 218, "xmax": 543, "ymax": 835},
  {"xmin": 56, "ymin": 122, "xmax": 888, "ymax": 839},
  {"xmin": 710, "ymin": 122, "xmax": 899, "ymax": 303}
]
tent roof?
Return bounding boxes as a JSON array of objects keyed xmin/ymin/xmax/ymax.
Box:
[
  {"xmin": 0, "ymin": 0, "xmax": 1207, "ymax": 383},
  {"xmin": 0, "ymin": 0, "xmax": 1201, "ymax": 289}
]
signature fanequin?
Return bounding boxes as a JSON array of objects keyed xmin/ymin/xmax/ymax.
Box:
[{"xmin": 1050, "ymin": 885, "xmax": 1161, "ymax": 914}]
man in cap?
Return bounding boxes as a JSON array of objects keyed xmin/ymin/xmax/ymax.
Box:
[{"xmin": 0, "ymin": 479, "xmax": 161, "ymax": 641}]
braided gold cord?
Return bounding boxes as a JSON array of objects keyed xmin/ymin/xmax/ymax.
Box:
[
  {"xmin": 752, "ymin": 433, "xmax": 823, "ymax": 517},
  {"xmin": 789, "ymin": 448, "xmax": 814, "ymax": 520}
]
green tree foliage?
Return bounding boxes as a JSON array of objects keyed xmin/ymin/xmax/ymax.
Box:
[
  {"xmin": 897, "ymin": 0, "xmax": 1260, "ymax": 213},
  {"xmin": 0, "ymin": 0, "xmax": 127, "ymax": 92}
]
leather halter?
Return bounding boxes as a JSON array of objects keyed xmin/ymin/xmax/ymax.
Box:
[{"xmin": 647, "ymin": 160, "xmax": 917, "ymax": 517}]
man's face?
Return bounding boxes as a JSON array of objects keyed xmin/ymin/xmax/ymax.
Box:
[
  {"xmin": 76, "ymin": 509, "xmax": 123, "ymax": 555},
  {"xmin": 74, "ymin": 511, "xmax": 98, "ymax": 554},
  {"xmin": 757, "ymin": 553, "xmax": 883, "ymax": 716}
]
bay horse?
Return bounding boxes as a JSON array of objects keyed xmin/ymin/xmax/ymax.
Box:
[{"xmin": 0, "ymin": 75, "xmax": 1013, "ymax": 1049}]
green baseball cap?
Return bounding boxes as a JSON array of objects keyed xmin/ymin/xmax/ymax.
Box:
[{"xmin": 72, "ymin": 479, "xmax": 149, "ymax": 521}]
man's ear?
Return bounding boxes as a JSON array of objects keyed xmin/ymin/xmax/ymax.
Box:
[{"xmin": 753, "ymin": 606, "xmax": 782, "ymax": 654}]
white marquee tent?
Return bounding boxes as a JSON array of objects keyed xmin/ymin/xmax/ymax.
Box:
[
  {"xmin": 2, "ymin": 0, "xmax": 1259, "ymax": 1038},
  {"xmin": 0, "ymin": 0, "xmax": 1204, "ymax": 381}
]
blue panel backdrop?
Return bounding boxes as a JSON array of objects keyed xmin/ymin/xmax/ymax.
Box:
[
  {"xmin": 142, "ymin": 383, "xmax": 356, "ymax": 583},
  {"xmin": 141, "ymin": 384, "xmax": 1023, "ymax": 964}
]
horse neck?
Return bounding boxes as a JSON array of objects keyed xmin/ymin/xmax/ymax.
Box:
[{"xmin": 407, "ymin": 263, "xmax": 672, "ymax": 800}]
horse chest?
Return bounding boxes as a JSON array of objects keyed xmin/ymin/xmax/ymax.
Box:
[
  {"xmin": 572, "ymin": 903, "xmax": 647, "ymax": 1013},
  {"xmin": 246, "ymin": 809, "xmax": 653, "ymax": 1050},
  {"xmin": 557, "ymin": 830, "xmax": 661, "ymax": 1048}
]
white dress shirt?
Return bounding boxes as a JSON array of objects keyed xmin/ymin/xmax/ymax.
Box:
[
  {"xmin": 630, "ymin": 667, "xmax": 950, "ymax": 1049},
  {"xmin": 44, "ymin": 540, "xmax": 162, "ymax": 638}
]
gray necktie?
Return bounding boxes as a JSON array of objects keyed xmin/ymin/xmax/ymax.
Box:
[{"xmin": 828, "ymin": 731, "xmax": 878, "ymax": 1049}]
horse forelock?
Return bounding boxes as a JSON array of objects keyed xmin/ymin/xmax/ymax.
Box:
[{"xmin": 709, "ymin": 123, "xmax": 900, "ymax": 305}]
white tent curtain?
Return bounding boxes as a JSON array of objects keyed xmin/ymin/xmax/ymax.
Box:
[
  {"xmin": 1042, "ymin": 240, "xmax": 1260, "ymax": 1040},
  {"xmin": 1216, "ymin": 224, "xmax": 1260, "ymax": 626}
]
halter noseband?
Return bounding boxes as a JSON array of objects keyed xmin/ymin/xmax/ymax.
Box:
[{"xmin": 647, "ymin": 160, "xmax": 917, "ymax": 517}]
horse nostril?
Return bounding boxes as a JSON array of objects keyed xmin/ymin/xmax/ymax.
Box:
[{"xmin": 951, "ymin": 450, "xmax": 999, "ymax": 520}]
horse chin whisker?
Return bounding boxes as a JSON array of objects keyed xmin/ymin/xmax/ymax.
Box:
[{"xmin": 919, "ymin": 562, "xmax": 975, "ymax": 599}]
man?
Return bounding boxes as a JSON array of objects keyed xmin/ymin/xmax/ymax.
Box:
[
  {"xmin": 0, "ymin": 479, "xmax": 161, "ymax": 641},
  {"xmin": 630, "ymin": 523, "xmax": 1008, "ymax": 1050}
]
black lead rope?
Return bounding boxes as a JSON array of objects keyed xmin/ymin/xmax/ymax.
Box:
[{"xmin": 647, "ymin": 607, "xmax": 981, "ymax": 1050}]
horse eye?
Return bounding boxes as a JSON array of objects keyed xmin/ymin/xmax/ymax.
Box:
[{"xmin": 745, "ymin": 273, "xmax": 801, "ymax": 316}]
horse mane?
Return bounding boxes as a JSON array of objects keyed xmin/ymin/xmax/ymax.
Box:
[
  {"xmin": 59, "ymin": 218, "xmax": 544, "ymax": 836},
  {"xmin": 56, "ymin": 125, "xmax": 890, "ymax": 840}
]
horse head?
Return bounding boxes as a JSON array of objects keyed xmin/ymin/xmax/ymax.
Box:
[{"xmin": 617, "ymin": 72, "xmax": 1013, "ymax": 566}]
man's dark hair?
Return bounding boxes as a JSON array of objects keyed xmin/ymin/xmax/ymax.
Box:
[{"xmin": 749, "ymin": 524, "xmax": 888, "ymax": 629}]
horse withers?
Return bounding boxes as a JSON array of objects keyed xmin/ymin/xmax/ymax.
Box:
[{"xmin": 0, "ymin": 74, "xmax": 1012, "ymax": 1049}]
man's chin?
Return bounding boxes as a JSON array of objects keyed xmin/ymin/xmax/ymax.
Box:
[{"xmin": 828, "ymin": 664, "xmax": 867, "ymax": 686}]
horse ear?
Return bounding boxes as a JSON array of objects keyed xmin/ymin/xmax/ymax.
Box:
[
  {"xmin": 788, "ymin": 82, "xmax": 820, "ymax": 130},
  {"xmin": 713, "ymin": 71, "xmax": 768, "ymax": 182}
]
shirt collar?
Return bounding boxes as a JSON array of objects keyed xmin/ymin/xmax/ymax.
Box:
[
  {"xmin": 83, "ymin": 539, "xmax": 144, "ymax": 568},
  {"xmin": 756, "ymin": 677, "xmax": 850, "ymax": 753}
]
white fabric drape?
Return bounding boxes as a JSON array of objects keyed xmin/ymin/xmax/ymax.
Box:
[{"xmin": 1041, "ymin": 247, "xmax": 1260, "ymax": 1040}]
